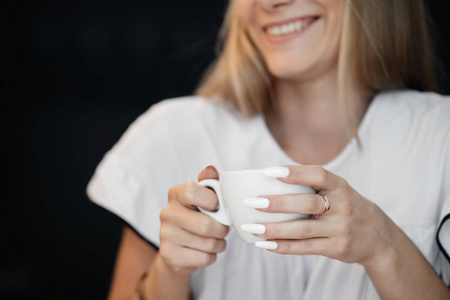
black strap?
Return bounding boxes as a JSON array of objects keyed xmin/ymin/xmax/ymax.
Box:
[{"xmin": 436, "ymin": 213, "xmax": 450, "ymax": 264}]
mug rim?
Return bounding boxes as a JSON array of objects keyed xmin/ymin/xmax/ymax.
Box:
[{"xmin": 219, "ymin": 168, "xmax": 265, "ymax": 175}]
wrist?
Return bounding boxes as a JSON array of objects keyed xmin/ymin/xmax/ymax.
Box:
[
  {"xmin": 362, "ymin": 239, "xmax": 399, "ymax": 274},
  {"xmin": 361, "ymin": 215, "xmax": 403, "ymax": 274},
  {"xmin": 155, "ymin": 252, "xmax": 196, "ymax": 278},
  {"xmin": 360, "ymin": 205, "xmax": 399, "ymax": 271},
  {"xmin": 141, "ymin": 254, "xmax": 192, "ymax": 299},
  {"xmin": 357, "ymin": 211, "xmax": 449, "ymax": 300}
]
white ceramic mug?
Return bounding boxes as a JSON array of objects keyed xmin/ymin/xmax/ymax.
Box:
[{"xmin": 199, "ymin": 169, "xmax": 316, "ymax": 243}]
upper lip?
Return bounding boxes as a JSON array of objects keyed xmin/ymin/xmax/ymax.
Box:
[{"xmin": 262, "ymin": 16, "xmax": 320, "ymax": 31}]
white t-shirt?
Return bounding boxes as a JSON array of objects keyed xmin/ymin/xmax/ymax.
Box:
[{"xmin": 87, "ymin": 90, "xmax": 450, "ymax": 299}]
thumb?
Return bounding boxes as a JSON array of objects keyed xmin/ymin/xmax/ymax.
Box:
[{"xmin": 198, "ymin": 165, "xmax": 219, "ymax": 182}]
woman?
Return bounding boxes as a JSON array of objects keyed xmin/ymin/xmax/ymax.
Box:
[{"xmin": 87, "ymin": 0, "xmax": 450, "ymax": 299}]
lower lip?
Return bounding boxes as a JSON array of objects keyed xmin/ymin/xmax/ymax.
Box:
[{"xmin": 264, "ymin": 18, "xmax": 319, "ymax": 44}]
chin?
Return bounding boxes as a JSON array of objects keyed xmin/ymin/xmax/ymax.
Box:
[
  {"xmin": 267, "ymin": 65, "xmax": 308, "ymax": 82},
  {"xmin": 265, "ymin": 55, "xmax": 315, "ymax": 79}
]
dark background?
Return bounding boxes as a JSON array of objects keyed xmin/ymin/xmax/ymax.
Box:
[{"xmin": 2, "ymin": 1, "xmax": 450, "ymax": 299}]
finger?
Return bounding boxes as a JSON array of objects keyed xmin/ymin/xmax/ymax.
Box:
[
  {"xmin": 160, "ymin": 243, "xmax": 218, "ymax": 269},
  {"xmin": 198, "ymin": 165, "xmax": 219, "ymax": 182},
  {"xmin": 163, "ymin": 204, "xmax": 229, "ymax": 239},
  {"xmin": 250, "ymin": 219, "xmax": 332, "ymax": 240},
  {"xmin": 258, "ymin": 193, "xmax": 328, "ymax": 215},
  {"xmin": 181, "ymin": 232, "xmax": 227, "ymax": 254},
  {"xmin": 258, "ymin": 238, "xmax": 330, "ymax": 256},
  {"xmin": 169, "ymin": 181, "xmax": 218, "ymax": 211},
  {"xmin": 161, "ymin": 223, "xmax": 226, "ymax": 254},
  {"xmin": 277, "ymin": 165, "xmax": 343, "ymax": 192}
]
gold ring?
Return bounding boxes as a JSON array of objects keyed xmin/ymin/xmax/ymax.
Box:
[{"xmin": 315, "ymin": 194, "xmax": 330, "ymax": 217}]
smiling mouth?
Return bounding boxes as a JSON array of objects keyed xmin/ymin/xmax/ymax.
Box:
[{"xmin": 265, "ymin": 17, "xmax": 319, "ymax": 37}]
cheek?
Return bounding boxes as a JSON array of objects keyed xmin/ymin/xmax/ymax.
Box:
[
  {"xmin": 321, "ymin": 0, "xmax": 346, "ymax": 53},
  {"xmin": 327, "ymin": 0, "xmax": 346, "ymax": 27},
  {"xmin": 233, "ymin": 2, "xmax": 260, "ymax": 45},
  {"xmin": 315, "ymin": 0, "xmax": 346, "ymax": 27},
  {"xmin": 233, "ymin": 0, "xmax": 251, "ymax": 25}
]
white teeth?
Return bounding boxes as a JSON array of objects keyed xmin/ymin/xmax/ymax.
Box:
[
  {"xmin": 272, "ymin": 26, "xmax": 281, "ymax": 35},
  {"xmin": 267, "ymin": 20, "xmax": 309, "ymax": 36},
  {"xmin": 288, "ymin": 23, "xmax": 295, "ymax": 32}
]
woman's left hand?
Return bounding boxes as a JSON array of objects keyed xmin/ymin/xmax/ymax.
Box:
[{"xmin": 246, "ymin": 165, "xmax": 393, "ymax": 267}]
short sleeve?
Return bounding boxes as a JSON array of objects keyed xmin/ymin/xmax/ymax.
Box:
[
  {"xmin": 435, "ymin": 127, "xmax": 450, "ymax": 286},
  {"xmin": 87, "ymin": 152, "xmax": 164, "ymax": 248},
  {"xmin": 437, "ymin": 196, "xmax": 450, "ymax": 286},
  {"xmin": 86, "ymin": 99, "xmax": 202, "ymax": 247}
]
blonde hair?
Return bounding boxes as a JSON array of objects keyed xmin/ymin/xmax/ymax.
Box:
[{"xmin": 196, "ymin": 0, "xmax": 439, "ymax": 125}]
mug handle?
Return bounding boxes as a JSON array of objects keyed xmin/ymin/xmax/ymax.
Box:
[{"xmin": 198, "ymin": 179, "xmax": 231, "ymax": 226}]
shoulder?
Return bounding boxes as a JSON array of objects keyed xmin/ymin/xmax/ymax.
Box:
[
  {"xmin": 131, "ymin": 95, "xmax": 243, "ymax": 133},
  {"xmin": 124, "ymin": 95, "xmax": 254, "ymax": 149},
  {"xmin": 375, "ymin": 90, "xmax": 450, "ymax": 124},
  {"xmin": 108, "ymin": 95, "xmax": 245, "ymax": 169},
  {"xmin": 362, "ymin": 90, "xmax": 450, "ymax": 163},
  {"xmin": 370, "ymin": 90, "xmax": 450, "ymax": 136}
]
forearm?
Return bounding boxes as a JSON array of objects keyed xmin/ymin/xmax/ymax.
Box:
[
  {"xmin": 363, "ymin": 218, "xmax": 449, "ymax": 300},
  {"xmin": 136, "ymin": 253, "xmax": 192, "ymax": 300}
]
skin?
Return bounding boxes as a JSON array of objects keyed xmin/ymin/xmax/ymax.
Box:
[
  {"xmin": 108, "ymin": 0, "xmax": 450, "ymax": 299},
  {"xmin": 252, "ymin": 165, "xmax": 450, "ymax": 299},
  {"xmin": 108, "ymin": 167, "xmax": 225, "ymax": 300}
]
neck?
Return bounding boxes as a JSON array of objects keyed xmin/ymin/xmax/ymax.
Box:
[
  {"xmin": 264, "ymin": 70, "xmax": 370, "ymax": 165},
  {"xmin": 269, "ymin": 68, "xmax": 369, "ymax": 132}
]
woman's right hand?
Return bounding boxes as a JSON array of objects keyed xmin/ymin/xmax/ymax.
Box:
[{"xmin": 159, "ymin": 166, "xmax": 229, "ymax": 276}]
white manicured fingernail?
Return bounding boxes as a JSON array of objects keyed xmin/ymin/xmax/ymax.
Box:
[
  {"xmin": 240, "ymin": 224, "xmax": 266, "ymax": 234},
  {"xmin": 243, "ymin": 198, "xmax": 270, "ymax": 209},
  {"xmin": 263, "ymin": 167, "xmax": 290, "ymax": 178},
  {"xmin": 255, "ymin": 241, "xmax": 278, "ymax": 250}
]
